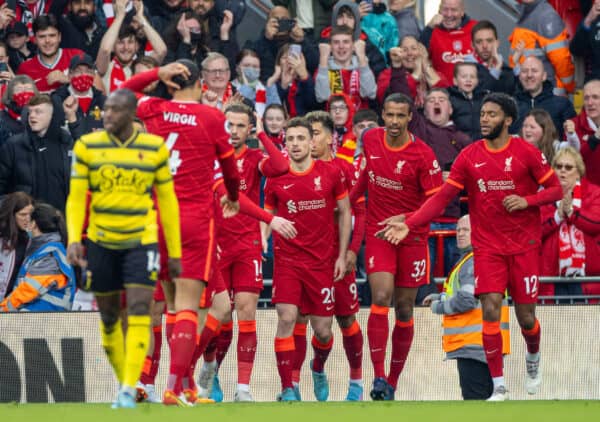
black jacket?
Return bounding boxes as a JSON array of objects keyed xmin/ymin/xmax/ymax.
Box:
[
  {"xmin": 475, "ymin": 62, "xmax": 517, "ymax": 95},
  {"xmin": 448, "ymin": 85, "xmax": 489, "ymax": 141},
  {"xmin": 512, "ymin": 80, "xmax": 577, "ymax": 138},
  {"xmin": 0, "ymin": 107, "xmax": 25, "ymax": 148},
  {"xmin": 0, "ymin": 111, "xmax": 73, "ymax": 213},
  {"xmin": 570, "ymin": 18, "xmax": 600, "ymax": 82},
  {"xmin": 51, "ymin": 85, "xmax": 106, "ymax": 140},
  {"xmin": 244, "ymin": 31, "xmax": 319, "ymax": 84}
]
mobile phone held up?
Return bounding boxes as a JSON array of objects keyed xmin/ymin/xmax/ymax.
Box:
[
  {"xmin": 288, "ymin": 44, "xmax": 302, "ymax": 59},
  {"xmin": 278, "ymin": 18, "xmax": 295, "ymax": 33}
]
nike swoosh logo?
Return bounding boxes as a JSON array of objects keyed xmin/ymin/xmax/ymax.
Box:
[
  {"xmin": 350, "ymin": 302, "xmax": 358, "ymax": 309},
  {"xmin": 370, "ymin": 155, "xmax": 381, "ymax": 159},
  {"xmin": 325, "ymin": 305, "xmax": 334, "ymax": 311},
  {"xmin": 475, "ymin": 162, "xmax": 486, "ymax": 168},
  {"xmin": 485, "ymin": 348, "xmax": 499, "ymax": 355},
  {"xmin": 371, "ymin": 348, "xmax": 383, "ymax": 353},
  {"xmin": 38, "ymin": 147, "xmax": 47, "ymax": 152},
  {"xmin": 283, "ymin": 184, "xmax": 294, "ymax": 189}
]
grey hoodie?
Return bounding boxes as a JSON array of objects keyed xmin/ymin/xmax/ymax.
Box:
[{"xmin": 331, "ymin": 1, "xmax": 362, "ymax": 41}]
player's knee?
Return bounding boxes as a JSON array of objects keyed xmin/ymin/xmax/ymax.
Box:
[
  {"xmin": 128, "ymin": 301, "xmax": 150, "ymax": 316},
  {"xmin": 100, "ymin": 310, "xmax": 120, "ymax": 327},
  {"xmin": 313, "ymin": 327, "xmax": 332, "ymax": 343},
  {"xmin": 371, "ymin": 291, "xmax": 392, "ymax": 307},
  {"xmin": 335, "ymin": 315, "xmax": 355, "ymax": 329},
  {"xmin": 394, "ymin": 305, "xmax": 413, "ymax": 322}
]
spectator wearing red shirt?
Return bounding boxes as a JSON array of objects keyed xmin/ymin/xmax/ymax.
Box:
[{"xmin": 17, "ymin": 14, "xmax": 84, "ymax": 93}]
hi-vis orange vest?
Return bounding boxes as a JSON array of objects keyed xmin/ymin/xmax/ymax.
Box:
[
  {"xmin": 442, "ymin": 252, "xmax": 510, "ymax": 354},
  {"xmin": 508, "ymin": 1, "xmax": 575, "ymax": 95}
]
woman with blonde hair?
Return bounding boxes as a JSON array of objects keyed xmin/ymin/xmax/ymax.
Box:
[{"xmin": 539, "ymin": 147, "xmax": 600, "ymax": 301}]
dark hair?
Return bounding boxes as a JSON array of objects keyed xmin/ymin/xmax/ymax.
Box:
[
  {"xmin": 117, "ymin": 25, "xmax": 137, "ymax": 41},
  {"xmin": 353, "ymin": 109, "xmax": 378, "ymax": 125},
  {"xmin": 133, "ymin": 55, "xmax": 159, "ymax": 71},
  {"xmin": 521, "ymin": 108, "xmax": 558, "ymax": 164},
  {"xmin": 33, "ymin": 14, "xmax": 60, "ymax": 34},
  {"xmin": 453, "ymin": 61, "xmax": 477, "ymax": 78},
  {"xmin": 236, "ymin": 48, "xmax": 260, "ymax": 66},
  {"xmin": 426, "ymin": 87, "xmax": 450, "ymax": 100},
  {"xmin": 330, "ymin": 25, "xmax": 354, "ymax": 38},
  {"xmin": 28, "ymin": 94, "xmax": 53, "ymax": 107},
  {"xmin": 384, "ymin": 92, "xmax": 413, "ymax": 108},
  {"xmin": 172, "ymin": 59, "xmax": 200, "ymax": 89},
  {"xmin": 275, "ymin": 43, "xmax": 290, "ymax": 67},
  {"xmin": 2, "ymin": 75, "xmax": 38, "ymax": 105},
  {"xmin": 0, "ymin": 192, "xmax": 33, "ymax": 251},
  {"xmin": 286, "ymin": 117, "xmax": 313, "ymax": 137},
  {"xmin": 224, "ymin": 103, "xmax": 254, "ymax": 121},
  {"xmin": 482, "ymin": 92, "xmax": 518, "ymax": 122},
  {"xmin": 110, "ymin": 88, "xmax": 138, "ymax": 110},
  {"xmin": 31, "ymin": 202, "xmax": 67, "ymax": 246},
  {"xmin": 471, "ymin": 20, "xmax": 498, "ymax": 41},
  {"xmin": 306, "ymin": 111, "xmax": 334, "ymax": 134}
]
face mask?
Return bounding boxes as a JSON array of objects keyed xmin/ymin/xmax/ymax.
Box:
[
  {"xmin": 12, "ymin": 91, "xmax": 35, "ymax": 108},
  {"xmin": 69, "ymin": 12, "xmax": 94, "ymax": 31},
  {"xmin": 71, "ymin": 74, "xmax": 94, "ymax": 92},
  {"xmin": 190, "ymin": 31, "xmax": 203, "ymax": 44},
  {"xmin": 242, "ymin": 67, "xmax": 260, "ymax": 83}
]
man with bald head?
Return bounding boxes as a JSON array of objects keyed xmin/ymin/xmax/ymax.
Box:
[
  {"xmin": 512, "ymin": 56, "xmax": 575, "ymax": 137},
  {"xmin": 420, "ymin": 0, "xmax": 478, "ymax": 83},
  {"xmin": 509, "ymin": 0, "xmax": 575, "ymax": 95},
  {"xmin": 243, "ymin": 6, "xmax": 319, "ymax": 80}
]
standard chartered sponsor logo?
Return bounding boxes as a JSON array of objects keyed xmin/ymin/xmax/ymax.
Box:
[
  {"xmin": 477, "ymin": 179, "xmax": 516, "ymax": 192},
  {"xmin": 297, "ymin": 199, "xmax": 326, "ymax": 211}
]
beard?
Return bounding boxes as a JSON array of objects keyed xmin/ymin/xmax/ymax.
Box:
[
  {"xmin": 69, "ymin": 12, "xmax": 94, "ymax": 31},
  {"xmin": 482, "ymin": 121, "xmax": 504, "ymax": 140}
]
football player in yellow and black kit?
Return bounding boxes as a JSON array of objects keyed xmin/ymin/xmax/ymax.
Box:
[{"xmin": 65, "ymin": 89, "xmax": 181, "ymax": 408}]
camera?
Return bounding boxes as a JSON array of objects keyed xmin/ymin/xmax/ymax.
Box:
[{"xmin": 278, "ymin": 18, "xmax": 296, "ymax": 33}]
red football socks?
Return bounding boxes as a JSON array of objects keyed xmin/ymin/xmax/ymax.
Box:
[
  {"xmin": 292, "ymin": 322, "xmax": 307, "ymax": 383},
  {"xmin": 311, "ymin": 335, "xmax": 333, "ymax": 373},
  {"xmin": 367, "ymin": 304, "xmax": 389, "ymax": 378},
  {"xmin": 482, "ymin": 320, "xmax": 504, "ymax": 378},
  {"xmin": 521, "ymin": 318, "xmax": 541, "ymax": 354},
  {"xmin": 139, "ymin": 325, "xmax": 162, "ymax": 385},
  {"xmin": 341, "ymin": 320, "xmax": 363, "ymax": 381},
  {"xmin": 168, "ymin": 309, "xmax": 197, "ymax": 393},
  {"xmin": 387, "ymin": 318, "xmax": 414, "ymax": 389},
  {"xmin": 275, "ymin": 336, "xmax": 295, "ymax": 390},
  {"xmin": 216, "ymin": 321, "xmax": 233, "ymax": 367},
  {"xmin": 237, "ymin": 320, "xmax": 257, "ymax": 385}
]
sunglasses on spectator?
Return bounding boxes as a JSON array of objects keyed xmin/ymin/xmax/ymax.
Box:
[{"xmin": 554, "ymin": 163, "xmax": 575, "ymax": 171}]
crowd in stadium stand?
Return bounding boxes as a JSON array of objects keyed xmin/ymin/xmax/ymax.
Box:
[{"xmin": 0, "ymin": 0, "xmax": 599, "ymax": 310}]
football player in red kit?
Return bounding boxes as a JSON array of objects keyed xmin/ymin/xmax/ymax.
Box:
[
  {"xmin": 377, "ymin": 93, "xmax": 563, "ymax": 401},
  {"xmin": 349, "ymin": 93, "xmax": 444, "ymax": 400}
]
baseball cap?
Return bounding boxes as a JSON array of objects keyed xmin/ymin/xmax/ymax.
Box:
[
  {"xmin": 6, "ymin": 22, "xmax": 28, "ymax": 37},
  {"xmin": 69, "ymin": 54, "xmax": 95, "ymax": 70}
]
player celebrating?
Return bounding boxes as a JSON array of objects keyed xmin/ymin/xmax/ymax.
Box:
[
  {"xmin": 120, "ymin": 60, "xmax": 240, "ymax": 406},
  {"xmin": 350, "ymin": 93, "xmax": 444, "ymax": 401},
  {"xmin": 377, "ymin": 93, "xmax": 562, "ymax": 401},
  {"xmin": 264, "ymin": 117, "xmax": 352, "ymax": 402},
  {"xmin": 199, "ymin": 103, "xmax": 289, "ymax": 402},
  {"xmin": 305, "ymin": 111, "xmax": 366, "ymax": 401},
  {"xmin": 66, "ymin": 89, "xmax": 181, "ymax": 408}
]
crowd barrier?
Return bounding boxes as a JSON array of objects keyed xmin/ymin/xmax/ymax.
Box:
[{"xmin": 1, "ymin": 306, "xmax": 599, "ymax": 403}]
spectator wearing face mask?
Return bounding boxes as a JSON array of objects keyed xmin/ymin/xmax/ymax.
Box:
[
  {"xmin": 232, "ymin": 49, "xmax": 281, "ymax": 117},
  {"xmin": 51, "ymin": 53, "xmax": 106, "ymax": 140},
  {"xmin": 0, "ymin": 75, "xmax": 38, "ymax": 147},
  {"xmin": 163, "ymin": 11, "xmax": 210, "ymax": 68}
]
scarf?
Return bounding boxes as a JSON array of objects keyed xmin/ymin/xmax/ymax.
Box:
[
  {"xmin": 254, "ymin": 81, "xmax": 267, "ymax": 118},
  {"xmin": 287, "ymin": 80, "xmax": 298, "ymax": 117},
  {"xmin": 327, "ymin": 57, "xmax": 361, "ymax": 111},
  {"xmin": 103, "ymin": 0, "xmax": 115, "ymax": 27},
  {"xmin": 558, "ymin": 181, "xmax": 586, "ymax": 277},
  {"xmin": 109, "ymin": 57, "xmax": 127, "ymax": 93},
  {"xmin": 17, "ymin": 0, "xmax": 47, "ymax": 38},
  {"xmin": 202, "ymin": 82, "xmax": 233, "ymax": 109}
]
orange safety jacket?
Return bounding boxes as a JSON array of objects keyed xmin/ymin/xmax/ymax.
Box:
[
  {"xmin": 509, "ymin": 1, "xmax": 575, "ymax": 95},
  {"xmin": 441, "ymin": 252, "xmax": 510, "ymax": 354}
]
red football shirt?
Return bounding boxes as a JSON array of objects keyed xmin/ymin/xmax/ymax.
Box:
[
  {"xmin": 137, "ymin": 97, "xmax": 234, "ymax": 213},
  {"xmin": 264, "ymin": 160, "xmax": 347, "ymax": 265},
  {"xmin": 447, "ymin": 136, "xmax": 555, "ymax": 254},
  {"xmin": 353, "ymin": 128, "xmax": 443, "ymax": 244},
  {"xmin": 216, "ymin": 146, "xmax": 266, "ymax": 254},
  {"xmin": 17, "ymin": 48, "xmax": 83, "ymax": 93}
]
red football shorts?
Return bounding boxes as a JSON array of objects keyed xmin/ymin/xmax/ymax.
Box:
[
  {"xmin": 365, "ymin": 235, "xmax": 430, "ymax": 287},
  {"xmin": 334, "ymin": 271, "xmax": 359, "ymax": 316},
  {"xmin": 473, "ymin": 248, "xmax": 541, "ymax": 304},
  {"xmin": 219, "ymin": 246, "xmax": 263, "ymax": 295},
  {"xmin": 199, "ymin": 267, "xmax": 228, "ymax": 309},
  {"xmin": 158, "ymin": 215, "xmax": 216, "ymax": 283},
  {"xmin": 272, "ymin": 260, "xmax": 334, "ymax": 317}
]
